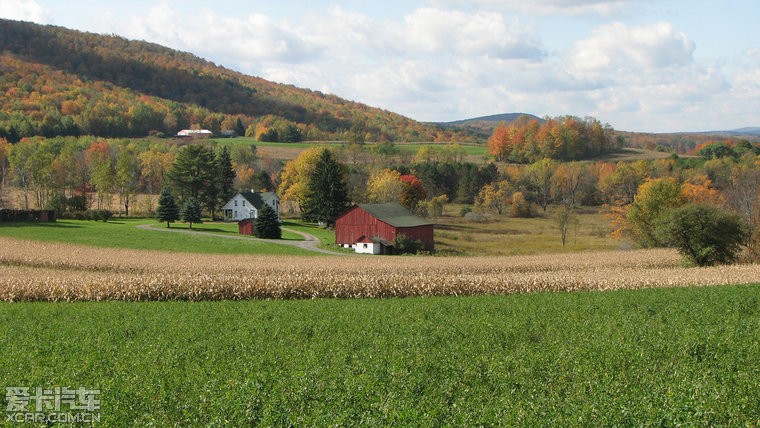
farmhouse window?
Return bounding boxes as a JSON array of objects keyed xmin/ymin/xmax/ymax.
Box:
[
  {"xmin": 242, "ymin": 200, "xmax": 246, "ymax": 206},
  {"xmin": 234, "ymin": 200, "xmax": 238, "ymax": 206},
  {"xmin": 363, "ymin": 244, "xmax": 368, "ymax": 248}
]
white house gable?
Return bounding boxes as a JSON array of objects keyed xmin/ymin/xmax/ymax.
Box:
[{"xmin": 222, "ymin": 191, "xmax": 279, "ymax": 222}]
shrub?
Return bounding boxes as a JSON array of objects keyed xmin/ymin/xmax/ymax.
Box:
[
  {"xmin": 510, "ymin": 192, "xmax": 536, "ymax": 218},
  {"xmin": 91, "ymin": 210, "xmax": 113, "ymax": 222},
  {"xmin": 66, "ymin": 195, "xmax": 88, "ymax": 212},
  {"xmin": 45, "ymin": 193, "xmax": 68, "ymax": 216},
  {"xmin": 655, "ymin": 204, "xmax": 748, "ymax": 266},
  {"xmin": 61, "ymin": 210, "xmax": 112, "ymax": 221},
  {"xmin": 393, "ymin": 234, "xmax": 424, "ymax": 255}
]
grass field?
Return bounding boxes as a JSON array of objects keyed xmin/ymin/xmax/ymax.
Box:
[
  {"xmin": 213, "ymin": 137, "xmax": 489, "ymax": 161},
  {"xmin": 0, "ymin": 219, "xmax": 316, "ymax": 256},
  {"xmin": 1, "ymin": 285, "xmax": 757, "ymax": 425},
  {"xmin": 435, "ymin": 205, "xmax": 621, "ymax": 256}
]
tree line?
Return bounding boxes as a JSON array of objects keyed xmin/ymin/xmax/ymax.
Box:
[{"xmin": 487, "ymin": 115, "xmax": 623, "ymax": 163}]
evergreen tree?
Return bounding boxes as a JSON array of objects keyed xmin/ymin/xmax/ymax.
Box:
[
  {"xmin": 166, "ymin": 145, "xmax": 214, "ymax": 200},
  {"xmin": 234, "ymin": 118, "xmax": 246, "ymax": 137},
  {"xmin": 213, "ymin": 146, "xmax": 236, "ymax": 218},
  {"xmin": 156, "ymin": 186, "xmax": 180, "ymax": 227},
  {"xmin": 254, "ymin": 203, "xmax": 281, "ymax": 239},
  {"xmin": 301, "ymin": 148, "xmax": 349, "ymax": 226},
  {"xmin": 180, "ymin": 196, "xmax": 202, "ymax": 229},
  {"xmin": 201, "ymin": 146, "xmax": 236, "ymax": 219}
]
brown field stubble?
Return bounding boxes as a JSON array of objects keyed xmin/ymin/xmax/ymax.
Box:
[{"xmin": 1, "ymin": 237, "xmax": 758, "ymax": 301}]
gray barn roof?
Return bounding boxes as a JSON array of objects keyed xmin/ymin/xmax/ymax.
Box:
[{"xmin": 358, "ymin": 203, "xmax": 432, "ymax": 228}]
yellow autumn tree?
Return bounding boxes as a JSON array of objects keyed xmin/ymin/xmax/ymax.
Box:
[
  {"xmin": 366, "ymin": 169, "xmax": 405, "ymax": 204},
  {"xmin": 278, "ymin": 147, "xmax": 327, "ymax": 209}
]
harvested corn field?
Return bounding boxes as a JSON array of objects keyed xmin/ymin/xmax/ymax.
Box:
[{"xmin": 1, "ymin": 237, "xmax": 759, "ymax": 301}]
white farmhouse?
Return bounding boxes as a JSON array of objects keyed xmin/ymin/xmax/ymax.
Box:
[{"xmin": 221, "ymin": 191, "xmax": 280, "ymax": 222}]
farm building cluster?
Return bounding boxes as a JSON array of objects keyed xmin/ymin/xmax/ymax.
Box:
[
  {"xmin": 223, "ymin": 192, "xmax": 434, "ymax": 254},
  {"xmin": 335, "ymin": 203, "xmax": 434, "ymax": 254}
]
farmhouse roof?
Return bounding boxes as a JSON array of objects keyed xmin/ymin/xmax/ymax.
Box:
[
  {"xmin": 358, "ymin": 203, "xmax": 432, "ymax": 228},
  {"xmin": 239, "ymin": 191, "xmax": 277, "ymax": 209},
  {"xmin": 177, "ymin": 129, "xmax": 212, "ymax": 136}
]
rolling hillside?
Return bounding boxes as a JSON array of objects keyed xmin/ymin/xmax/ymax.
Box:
[{"xmin": 0, "ymin": 19, "xmax": 472, "ymax": 143}]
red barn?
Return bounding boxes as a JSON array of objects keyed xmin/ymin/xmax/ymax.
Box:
[{"xmin": 335, "ymin": 203, "xmax": 434, "ymax": 254}]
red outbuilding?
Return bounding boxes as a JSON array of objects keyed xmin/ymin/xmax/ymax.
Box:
[
  {"xmin": 238, "ymin": 218, "xmax": 254, "ymax": 236},
  {"xmin": 335, "ymin": 203, "xmax": 434, "ymax": 254}
]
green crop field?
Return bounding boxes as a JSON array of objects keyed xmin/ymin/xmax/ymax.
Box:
[
  {"xmin": 0, "ymin": 219, "xmax": 317, "ymax": 256},
  {"xmin": 213, "ymin": 137, "xmax": 489, "ymax": 160},
  {"xmin": 0, "ymin": 285, "xmax": 757, "ymax": 425}
]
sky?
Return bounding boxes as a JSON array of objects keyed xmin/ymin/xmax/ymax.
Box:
[{"xmin": 1, "ymin": 0, "xmax": 759, "ymax": 133}]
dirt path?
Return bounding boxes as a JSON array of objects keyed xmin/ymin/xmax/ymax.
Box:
[{"xmin": 136, "ymin": 224, "xmax": 346, "ymax": 255}]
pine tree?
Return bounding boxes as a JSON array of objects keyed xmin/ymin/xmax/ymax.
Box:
[
  {"xmin": 213, "ymin": 146, "xmax": 236, "ymax": 218},
  {"xmin": 156, "ymin": 186, "xmax": 180, "ymax": 227},
  {"xmin": 166, "ymin": 145, "xmax": 214, "ymax": 200},
  {"xmin": 301, "ymin": 148, "xmax": 349, "ymax": 226},
  {"xmin": 234, "ymin": 118, "xmax": 246, "ymax": 137},
  {"xmin": 180, "ymin": 197, "xmax": 202, "ymax": 229},
  {"xmin": 254, "ymin": 203, "xmax": 281, "ymax": 239}
]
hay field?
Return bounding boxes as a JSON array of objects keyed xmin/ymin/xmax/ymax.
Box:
[{"xmin": 1, "ymin": 236, "xmax": 759, "ymax": 301}]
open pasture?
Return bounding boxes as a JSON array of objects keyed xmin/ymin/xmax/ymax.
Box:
[{"xmin": 1, "ymin": 236, "xmax": 759, "ymax": 301}]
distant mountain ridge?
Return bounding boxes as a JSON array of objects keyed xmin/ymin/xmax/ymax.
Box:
[
  {"xmin": 436, "ymin": 113, "xmax": 543, "ymax": 138},
  {"xmin": 439, "ymin": 113, "xmax": 543, "ymax": 127},
  {"xmin": 700, "ymin": 127, "xmax": 760, "ymax": 138}
]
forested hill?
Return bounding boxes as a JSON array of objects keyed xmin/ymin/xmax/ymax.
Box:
[{"xmin": 0, "ymin": 19, "xmax": 470, "ymax": 143}]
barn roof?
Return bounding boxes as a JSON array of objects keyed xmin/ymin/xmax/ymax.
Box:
[{"xmin": 358, "ymin": 203, "xmax": 432, "ymax": 228}]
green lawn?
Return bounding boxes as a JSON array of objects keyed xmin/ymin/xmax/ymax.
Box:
[
  {"xmin": 281, "ymin": 220, "xmax": 336, "ymax": 245},
  {"xmin": 0, "ymin": 219, "xmax": 315, "ymax": 255},
  {"xmin": 1, "ymin": 285, "xmax": 757, "ymax": 425},
  {"xmin": 213, "ymin": 137, "xmax": 489, "ymax": 157}
]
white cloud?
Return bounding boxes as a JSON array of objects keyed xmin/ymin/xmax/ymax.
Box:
[
  {"xmin": 0, "ymin": 0, "xmax": 49, "ymax": 22},
  {"xmin": 426, "ymin": 0, "xmax": 635, "ymax": 16},
  {"xmin": 62, "ymin": 2, "xmax": 756, "ymax": 132},
  {"xmin": 398, "ymin": 8, "xmax": 543, "ymax": 59},
  {"xmin": 569, "ymin": 22, "xmax": 695, "ymax": 75}
]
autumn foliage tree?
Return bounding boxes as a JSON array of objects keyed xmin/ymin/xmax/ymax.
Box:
[{"xmin": 488, "ymin": 115, "xmax": 615, "ymax": 163}]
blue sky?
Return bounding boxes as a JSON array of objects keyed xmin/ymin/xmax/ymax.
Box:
[{"xmin": 2, "ymin": 0, "xmax": 759, "ymax": 132}]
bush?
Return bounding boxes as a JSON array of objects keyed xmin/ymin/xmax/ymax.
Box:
[
  {"xmin": 393, "ymin": 234, "xmax": 424, "ymax": 255},
  {"xmin": 45, "ymin": 193, "xmax": 68, "ymax": 216},
  {"xmin": 655, "ymin": 204, "xmax": 748, "ymax": 266},
  {"xmin": 510, "ymin": 192, "xmax": 536, "ymax": 218},
  {"xmin": 66, "ymin": 195, "xmax": 88, "ymax": 212},
  {"xmin": 60, "ymin": 209, "xmax": 112, "ymax": 221},
  {"xmin": 92, "ymin": 209, "xmax": 113, "ymax": 222}
]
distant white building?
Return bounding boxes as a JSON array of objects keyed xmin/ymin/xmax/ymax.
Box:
[
  {"xmin": 177, "ymin": 129, "xmax": 213, "ymax": 138},
  {"xmin": 221, "ymin": 191, "xmax": 280, "ymax": 222}
]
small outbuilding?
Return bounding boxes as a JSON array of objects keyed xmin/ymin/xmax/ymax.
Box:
[
  {"xmin": 238, "ymin": 218, "xmax": 254, "ymax": 236},
  {"xmin": 335, "ymin": 203, "xmax": 434, "ymax": 254}
]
